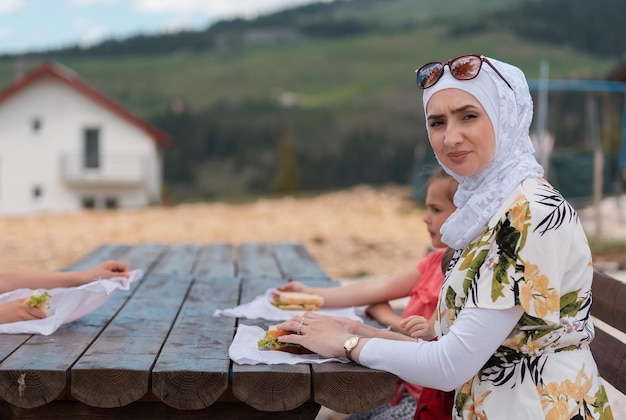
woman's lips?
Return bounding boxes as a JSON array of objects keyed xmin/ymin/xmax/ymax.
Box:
[{"xmin": 447, "ymin": 151, "xmax": 469, "ymax": 163}]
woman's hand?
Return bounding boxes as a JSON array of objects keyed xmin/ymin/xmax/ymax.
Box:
[
  {"xmin": 277, "ymin": 312, "xmax": 354, "ymax": 359},
  {"xmin": 276, "ymin": 281, "xmax": 309, "ymax": 293},
  {"xmin": 401, "ymin": 315, "xmax": 436, "ymax": 341},
  {"xmin": 0, "ymin": 299, "xmax": 47, "ymax": 324}
]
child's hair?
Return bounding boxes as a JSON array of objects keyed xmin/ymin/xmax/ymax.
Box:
[
  {"xmin": 441, "ymin": 247, "xmax": 455, "ymax": 273},
  {"xmin": 426, "ymin": 167, "xmax": 458, "ymax": 204}
]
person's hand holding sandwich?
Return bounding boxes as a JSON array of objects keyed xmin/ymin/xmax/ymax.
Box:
[
  {"xmin": 0, "ymin": 260, "xmax": 130, "ymax": 325},
  {"xmin": 0, "ymin": 293, "xmax": 49, "ymax": 324}
]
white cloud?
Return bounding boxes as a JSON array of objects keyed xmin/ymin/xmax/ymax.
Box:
[
  {"xmin": 73, "ymin": 17, "xmax": 110, "ymax": 46},
  {"xmin": 133, "ymin": 0, "xmax": 331, "ymax": 19},
  {"xmin": 0, "ymin": 26, "xmax": 10, "ymax": 39},
  {"xmin": 0, "ymin": 0, "xmax": 25, "ymax": 14}
]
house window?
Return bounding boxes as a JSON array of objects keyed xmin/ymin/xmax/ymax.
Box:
[
  {"xmin": 83, "ymin": 128, "xmax": 100, "ymax": 169},
  {"xmin": 104, "ymin": 197, "xmax": 118, "ymax": 209},
  {"xmin": 82, "ymin": 197, "xmax": 96, "ymax": 209},
  {"xmin": 32, "ymin": 117, "xmax": 42, "ymax": 134}
]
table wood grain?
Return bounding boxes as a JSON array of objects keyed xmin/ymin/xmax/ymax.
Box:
[{"xmin": 0, "ymin": 242, "xmax": 395, "ymax": 419}]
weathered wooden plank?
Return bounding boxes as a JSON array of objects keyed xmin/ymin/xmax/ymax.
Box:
[
  {"xmin": 232, "ymin": 363, "xmax": 312, "ymax": 412},
  {"xmin": 312, "ymin": 362, "xmax": 396, "ymax": 413},
  {"xmin": 238, "ymin": 243, "xmax": 282, "ymax": 277},
  {"xmin": 71, "ymin": 273, "xmax": 193, "ymax": 408},
  {"xmin": 0, "ymin": 400, "xmax": 321, "ymax": 419},
  {"xmin": 0, "ymin": 321, "xmax": 115, "ymax": 408},
  {"xmin": 272, "ymin": 242, "xmax": 329, "ymax": 279},
  {"xmin": 118, "ymin": 243, "xmax": 168, "ymax": 274},
  {"xmin": 0, "ymin": 335, "xmax": 30, "ymax": 362},
  {"xmin": 152, "ymin": 275, "xmax": 240, "ymax": 410},
  {"xmin": 231, "ymin": 276, "xmax": 312, "ymax": 411},
  {"xmin": 193, "ymin": 243, "xmax": 235, "ymax": 277},
  {"xmin": 590, "ymin": 327, "xmax": 626, "ymax": 395},
  {"xmin": 61, "ymin": 243, "xmax": 127, "ymax": 271},
  {"xmin": 149, "ymin": 244, "xmax": 199, "ymax": 275},
  {"xmin": 592, "ymin": 269, "xmax": 626, "ymax": 332}
]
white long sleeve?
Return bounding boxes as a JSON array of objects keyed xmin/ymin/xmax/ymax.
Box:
[{"xmin": 359, "ymin": 306, "xmax": 524, "ymax": 391}]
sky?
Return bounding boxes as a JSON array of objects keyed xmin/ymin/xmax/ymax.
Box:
[{"xmin": 0, "ymin": 0, "xmax": 332, "ymax": 55}]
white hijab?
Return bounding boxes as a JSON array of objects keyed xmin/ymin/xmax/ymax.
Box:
[{"xmin": 422, "ymin": 57, "xmax": 544, "ymax": 250}]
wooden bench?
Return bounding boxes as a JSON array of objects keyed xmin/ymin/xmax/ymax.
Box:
[{"xmin": 590, "ymin": 269, "xmax": 626, "ymax": 397}]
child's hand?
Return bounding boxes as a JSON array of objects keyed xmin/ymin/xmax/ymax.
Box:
[
  {"xmin": 82, "ymin": 260, "xmax": 130, "ymax": 283},
  {"xmin": 401, "ymin": 315, "xmax": 435, "ymax": 341},
  {"xmin": 276, "ymin": 281, "xmax": 308, "ymax": 293},
  {"xmin": 0, "ymin": 299, "xmax": 47, "ymax": 324}
]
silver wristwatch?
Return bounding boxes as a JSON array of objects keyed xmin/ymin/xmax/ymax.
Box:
[{"xmin": 343, "ymin": 335, "xmax": 360, "ymax": 361}]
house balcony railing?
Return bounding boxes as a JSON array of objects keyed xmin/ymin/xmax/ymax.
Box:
[{"xmin": 60, "ymin": 153, "xmax": 148, "ymax": 187}]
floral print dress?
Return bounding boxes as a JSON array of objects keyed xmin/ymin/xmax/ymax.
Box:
[{"xmin": 437, "ymin": 178, "xmax": 613, "ymax": 419}]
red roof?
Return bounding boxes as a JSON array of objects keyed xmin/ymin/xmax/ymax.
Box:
[{"xmin": 0, "ymin": 61, "xmax": 172, "ymax": 147}]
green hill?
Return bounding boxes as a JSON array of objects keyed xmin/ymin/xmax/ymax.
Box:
[{"xmin": 0, "ymin": 0, "xmax": 617, "ymax": 115}]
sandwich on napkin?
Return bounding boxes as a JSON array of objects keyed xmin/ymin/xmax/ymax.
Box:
[
  {"xmin": 272, "ymin": 292, "xmax": 324, "ymax": 311},
  {"xmin": 257, "ymin": 325, "xmax": 314, "ymax": 354},
  {"xmin": 25, "ymin": 290, "xmax": 51, "ymax": 316}
]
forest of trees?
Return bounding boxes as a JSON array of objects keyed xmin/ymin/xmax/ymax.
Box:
[{"xmin": 149, "ymin": 0, "xmax": 626, "ymax": 201}]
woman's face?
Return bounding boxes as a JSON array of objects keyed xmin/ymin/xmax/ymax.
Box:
[{"xmin": 425, "ymin": 89, "xmax": 496, "ymax": 177}]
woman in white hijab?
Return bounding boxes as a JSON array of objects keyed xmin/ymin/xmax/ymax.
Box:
[{"xmin": 278, "ymin": 55, "xmax": 612, "ymax": 419}]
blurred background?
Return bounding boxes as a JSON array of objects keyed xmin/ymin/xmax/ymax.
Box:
[
  {"xmin": 0, "ymin": 0, "xmax": 624, "ymax": 267},
  {"xmin": 1, "ymin": 0, "xmax": 625, "ymax": 204}
]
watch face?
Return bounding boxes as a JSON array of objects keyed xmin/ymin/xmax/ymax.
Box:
[{"xmin": 345, "ymin": 336, "xmax": 358, "ymax": 350}]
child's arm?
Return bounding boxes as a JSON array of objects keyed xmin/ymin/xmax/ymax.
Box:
[
  {"xmin": 364, "ymin": 302, "xmax": 404, "ymax": 331},
  {"xmin": 0, "ymin": 260, "xmax": 130, "ymax": 294},
  {"xmin": 366, "ymin": 304, "xmax": 437, "ymax": 341},
  {"xmin": 278, "ymin": 266, "xmax": 421, "ymax": 308}
]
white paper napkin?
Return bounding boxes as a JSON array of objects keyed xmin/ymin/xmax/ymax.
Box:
[
  {"xmin": 0, "ymin": 269, "xmax": 144, "ymax": 335},
  {"xmin": 229, "ymin": 324, "xmax": 349, "ymax": 365},
  {"xmin": 213, "ymin": 288, "xmax": 363, "ymax": 322}
]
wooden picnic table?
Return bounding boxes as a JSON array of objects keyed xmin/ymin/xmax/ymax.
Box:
[{"xmin": 0, "ymin": 243, "xmax": 395, "ymax": 419}]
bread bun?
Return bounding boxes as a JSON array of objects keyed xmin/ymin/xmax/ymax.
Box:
[
  {"xmin": 273, "ymin": 292, "xmax": 324, "ymax": 311},
  {"xmin": 24, "ymin": 290, "xmax": 51, "ymax": 316}
]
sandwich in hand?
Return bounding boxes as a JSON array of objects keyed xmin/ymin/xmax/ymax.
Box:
[
  {"xmin": 25, "ymin": 290, "xmax": 51, "ymax": 316},
  {"xmin": 258, "ymin": 325, "xmax": 315, "ymax": 354},
  {"xmin": 272, "ymin": 292, "xmax": 324, "ymax": 311}
]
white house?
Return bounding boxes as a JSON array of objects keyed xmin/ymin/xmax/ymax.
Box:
[{"xmin": 0, "ymin": 61, "xmax": 172, "ymax": 215}]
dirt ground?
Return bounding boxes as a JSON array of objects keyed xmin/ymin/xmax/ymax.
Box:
[
  {"xmin": 0, "ymin": 184, "xmax": 624, "ymax": 278},
  {"xmin": 0, "ymin": 185, "xmax": 432, "ymax": 278}
]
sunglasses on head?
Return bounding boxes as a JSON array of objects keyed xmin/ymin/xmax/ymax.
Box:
[{"xmin": 415, "ymin": 54, "xmax": 512, "ymax": 90}]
